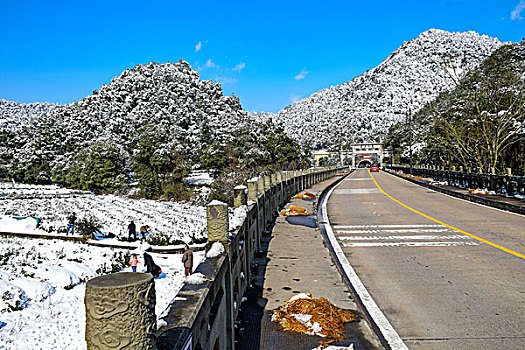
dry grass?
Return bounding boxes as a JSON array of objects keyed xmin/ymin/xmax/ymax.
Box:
[
  {"xmin": 292, "ymin": 192, "xmax": 318, "ymax": 200},
  {"xmin": 272, "ymin": 293, "xmax": 358, "ymax": 346},
  {"xmin": 469, "ymin": 188, "xmax": 489, "ymax": 195},
  {"xmin": 279, "ymin": 206, "xmax": 312, "ymax": 216}
]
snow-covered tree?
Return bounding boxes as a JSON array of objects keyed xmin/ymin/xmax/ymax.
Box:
[{"xmin": 275, "ymin": 29, "xmax": 503, "ymax": 149}]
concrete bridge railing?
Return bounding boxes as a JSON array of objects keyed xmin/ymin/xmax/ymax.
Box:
[
  {"xmin": 388, "ymin": 165, "xmax": 525, "ymax": 198},
  {"xmin": 84, "ymin": 166, "xmax": 347, "ymax": 350}
]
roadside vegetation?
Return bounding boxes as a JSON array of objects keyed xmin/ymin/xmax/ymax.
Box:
[{"xmin": 386, "ymin": 41, "xmax": 525, "ymax": 175}]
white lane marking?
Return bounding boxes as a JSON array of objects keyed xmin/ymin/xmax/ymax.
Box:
[
  {"xmin": 333, "ymin": 188, "xmax": 382, "ymax": 194},
  {"xmin": 344, "ymin": 178, "xmax": 373, "ymax": 181},
  {"xmin": 322, "ymin": 179, "xmax": 409, "ymax": 350},
  {"xmin": 337, "ymin": 228, "xmax": 452, "ymax": 234},
  {"xmin": 342, "ymin": 241, "xmax": 480, "ymax": 247},
  {"xmin": 339, "ymin": 235, "xmax": 468, "ymax": 241},
  {"xmin": 334, "ymin": 224, "xmax": 443, "ymax": 229}
]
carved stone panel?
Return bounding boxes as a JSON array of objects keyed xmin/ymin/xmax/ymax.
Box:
[
  {"xmin": 207, "ymin": 201, "xmax": 229, "ymax": 243},
  {"xmin": 85, "ymin": 273, "xmax": 156, "ymax": 350}
]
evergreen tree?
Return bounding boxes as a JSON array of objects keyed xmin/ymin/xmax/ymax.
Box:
[{"xmin": 62, "ymin": 142, "xmax": 127, "ymax": 191}]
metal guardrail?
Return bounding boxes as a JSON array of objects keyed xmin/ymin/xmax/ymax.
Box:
[{"xmin": 388, "ymin": 166, "xmax": 525, "ymax": 198}]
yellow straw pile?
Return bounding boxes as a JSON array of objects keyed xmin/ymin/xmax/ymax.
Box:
[
  {"xmin": 292, "ymin": 192, "xmax": 318, "ymax": 200},
  {"xmin": 272, "ymin": 293, "xmax": 357, "ymax": 345},
  {"xmin": 279, "ymin": 206, "xmax": 312, "ymax": 216}
]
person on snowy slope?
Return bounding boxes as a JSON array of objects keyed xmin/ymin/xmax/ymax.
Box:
[
  {"xmin": 182, "ymin": 244, "xmax": 193, "ymax": 276},
  {"xmin": 144, "ymin": 252, "xmax": 161, "ymax": 278},
  {"xmin": 128, "ymin": 221, "xmax": 137, "ymax": 241},
  {"xmin": 66, "ymin": 212, "xmax": 76, "ymax": 235},
  {"xmin": 129, "ymin": 254, "xmax": 140, "ymax": 272},
  {"xmin": 139, "ymin": 225, "xmax": 150, "ymax": 242}
]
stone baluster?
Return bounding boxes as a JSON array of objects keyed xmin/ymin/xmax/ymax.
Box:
[{"xmin": 85, "ymin": 273, "xmax": 156, "ymax": 350}]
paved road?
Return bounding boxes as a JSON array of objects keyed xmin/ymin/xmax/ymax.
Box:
[{"xmin": 326, "ymin": 169, "xmax": 525, "ymax": 349}]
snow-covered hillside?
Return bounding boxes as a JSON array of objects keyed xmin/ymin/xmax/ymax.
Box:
[
  {"xmin": 4, "ymin": 60, "xmax": 250, "ymax": 181},
  {"xmin": 275, "ymin": 29, "xmax": 503, "ymax": 149},
  {"xmin": 0, "ymin": 182, "xmax": 206, "ymax": 242},
  {"xmin": 0, "ymin": 99, "xmax": 57, "ymax": 132}
]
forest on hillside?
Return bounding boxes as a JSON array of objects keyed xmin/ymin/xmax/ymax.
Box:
[
  {"xmin": 0, "ymin": 62, "xmax": 309, "ymax": 202},
  {"xmin": 386, "ymin": 41, "xmax": 525, "ymax": 175}
]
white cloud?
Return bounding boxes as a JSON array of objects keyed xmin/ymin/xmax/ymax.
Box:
[
  {"xmin": 205, "ymin": 59, "xmax": 218, "ymax": 68},
  {"xmin": 195, "ymin": 41, "xmax": 202, "ymax": 52},
  {"xmin": 511, "ymin": 0, "xmax": 525, "ymax": 20},
  {"xmin": 294, "ymin": 68, "xmax": 309, "ymax": 80},
  {"xmin": 216, "ymin": 76, "xmax": 237, "ymax": 85},
  {"xmin": 289, "ymin": 94, "xmax": 302, "ymax": 103},
  {"xmin": 233, "ymin": 62, "xmax": 246, "ymax": 72}
]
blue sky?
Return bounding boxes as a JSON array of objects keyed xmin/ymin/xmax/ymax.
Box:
[{"xmin": 0, "ymin": 1, "xmax": 523, "ymax": 112}]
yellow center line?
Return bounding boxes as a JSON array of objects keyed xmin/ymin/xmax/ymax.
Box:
[{"xmin": 368, "ymin": 170, "xmax": 525, "ymax": 260}]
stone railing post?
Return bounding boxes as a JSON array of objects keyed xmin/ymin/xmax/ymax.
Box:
[
  {"xmin": 206, "ymin": 201, "xmax": 234, "ymax": 350},
  {"xmin": 276, "ymin": 172, "xmax": 283, "ymax": 206},
  {"xmin": 85, "ymin": 273, "xmax": 156, "ymax": 350},
  {"xmin": 257, "ymin": 177, "xmax": 265, "ymax": 197},
  {"xmin": 207, "ymin": 200, "xmax": 229, "ymax": 243},
  {"xmin": 264, "ymin": 175, "xmax": 271, "ymax": 191},
  {"xmin": 270, "ymin": 173, "xmax": 277, "ymax": 213},
  {"xmin": 234, "ymin": 185, "xmax": 247, "ymax": 208},
  {"xmin": 247, "ymin": 178, "xmax": 258, "ymax": 203}
]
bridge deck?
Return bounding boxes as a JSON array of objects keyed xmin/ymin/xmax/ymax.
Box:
[{"xmin": 237, "ymin": 175, "xmax": 380, "ymax": 349}]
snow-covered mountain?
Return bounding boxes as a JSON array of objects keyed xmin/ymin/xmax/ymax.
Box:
[
  {"xmin": 275, "ymin": 29, "xmax": 503, "ymax": 149},
  {"xmin": 3, "ymin": 60, "xmax": 253, "ymax": 180},
  {"xmin": 0, "ymin": 100, "xmax": 57, "ymax": 132}
]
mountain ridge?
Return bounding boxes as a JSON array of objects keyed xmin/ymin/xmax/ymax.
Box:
[{"xmin": 274, "ymin": 29, "xmax": 503, "ymax": 149}]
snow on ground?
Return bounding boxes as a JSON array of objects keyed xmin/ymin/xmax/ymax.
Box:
[
  {"xmin": 0, "ymin": 236, "xmax": 203, "ymax": 349},
  {"xmin": 183, "ymin": 171, "xmax": 215, "ymax": 186},
  {"xmin": 0, "ymin": 182, "xmax": 252, "ymax": 348},
  {"xmin": 0, "ymin": 183, "xmax": 206, "ymax": 242},
  {"xmin": 0, "ymin": 182, "xmax": 87, "ymax": 198},
  {"xmin": 0, "ymin": 217, "xmax": 38, "ymax": 233}
]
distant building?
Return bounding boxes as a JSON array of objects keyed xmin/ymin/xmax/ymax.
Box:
[
  {"xmin": 312, "ymin": 142, "xmax": 388, "ymax": 167},
  {"xmin": 312, "ymin": 149, "xmax": 330, "ymax": 166}
]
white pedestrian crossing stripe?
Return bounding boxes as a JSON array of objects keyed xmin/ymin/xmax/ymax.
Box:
[
  {"xmin": 342, "ymin": 241, "xmax": 479, "ymax": 247},
  {"xmin": 333, "ymin": 188, "xmax": 382, "ymax": 194},
  {"xmin": 334, "ymin": 224, "xmax": 443, "ymax": 229},
  {"xmin": 339, "ymin": 235, "xmax": 468, "ymax": 241},
  {"xmin": 337, "ymin": 228, "xmax": 452, "ymax": 234},
  {"xmin": 335, "ymin": 224, "xmax": 479, "ymax": 248}
]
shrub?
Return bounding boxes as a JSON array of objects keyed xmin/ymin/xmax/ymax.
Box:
[
  {"xmin": 76, "ymin": 215, "xmax": 103, "ymax": 238},
  {"xmin": 147, "ymin": 231, "xmax": 185, "ymax": 246}
]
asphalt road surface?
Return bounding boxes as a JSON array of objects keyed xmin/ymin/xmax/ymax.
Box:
[{"xmin": 326, "ymin": 169, "xmax": 525, "ymax": 350}]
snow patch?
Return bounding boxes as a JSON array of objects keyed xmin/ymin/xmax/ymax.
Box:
[
  {"xmin": 185, "ymin": 272, "xmax": 208, "ymax": 285},
  {"xmin": 206, "ymin": 242, "xmax": 225, "ymax": 258}
]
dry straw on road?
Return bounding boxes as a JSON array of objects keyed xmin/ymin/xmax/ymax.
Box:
[
  {"xmin": 292, "ymin": 192, "xmax": 318, "ymax": 200},
  {"xmin": 272, "ymin": 293, "xmax": 357, "ymax": 346},
  {"xmin": 279, "ymin": 206, "xmax": 312, "ymax": 216}
]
